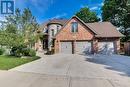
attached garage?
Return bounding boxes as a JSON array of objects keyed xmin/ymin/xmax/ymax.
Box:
[
  {"xmin": 53, "ymin": 16, "xmax": 123, "ymax": 54},
  {"xmin": 75, "ymin": 41, "xmax": 92, "ymax": 54},
  {"xmin": 98, "ymin": 42, "xmax": 115, "ymax": 54},
  {"xmin": 60, "ymin": 41, "xmax": 92, "ymax": 54},
  {"xmin": 60, "ymin": 42, "xmax": 72, "ymax": 54}
]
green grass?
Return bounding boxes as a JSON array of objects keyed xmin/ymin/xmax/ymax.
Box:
[{"xmin": 0, "ymin": 55, "xmax": 40, "ymax": 70}]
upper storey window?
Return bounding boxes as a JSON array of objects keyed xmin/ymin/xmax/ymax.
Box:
[
  {"xmin": 51, "ymin": 29, "xmax": 54, "ymax": 36},
  {"xmin": 57, "ymin": 25, "xmax": 60, "ymax": 32},
  {"xmin": 71, "ymin": 22, "xmax": 78, "ymax": 33}
]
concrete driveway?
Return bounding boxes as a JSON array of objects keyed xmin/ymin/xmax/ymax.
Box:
[{"xmin": 7, "ymin": 54, "xmax": 130, "ymax": 87}]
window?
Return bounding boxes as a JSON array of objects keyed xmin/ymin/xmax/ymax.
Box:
[
  {"xmin": 57, "ymin": 25, "xmax": 60, "ymax": 33},
  {"xmin": 71, "ymin": 22, "xmax": 78, "ymax": 33},
  {"xmin": 51, "ymin": 29, "xmax": 54, "ymax": 36}
]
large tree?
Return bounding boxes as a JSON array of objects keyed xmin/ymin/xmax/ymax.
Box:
[
  {"xmin": 76, "ymin": 7, "xmax": 100, "ymax": 23},
  {"xmin": 102, "ymin": 0, "xmax": 130, "ymax": 41},
  {"xmin": 0, "ymin": 8, "xmax": 39, "ymax": 48}
]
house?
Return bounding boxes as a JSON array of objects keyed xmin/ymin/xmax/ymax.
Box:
[{"xmin": 37, "ymin": 16, "xmax": 123, "ymax": 54}]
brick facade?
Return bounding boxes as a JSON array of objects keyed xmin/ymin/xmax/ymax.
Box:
[
  {"xmin": 54, "ymin": 18, "xmax": 94, "ymax": 53},
  {"xmin": 54, "ymin": 17, "xmax": 121, "ymax": 54}
]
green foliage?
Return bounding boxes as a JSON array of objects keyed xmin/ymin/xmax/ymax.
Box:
[
  {"xmin": 0, "ymin": 48, "xmax": 5, "ymax": 55},
  {"xmin": 0, "ymin": 31, "xmax": 24, "ymax": 47},
  {"xmin": 29, "ymin": 49, "xmax": 36, "ymax": 57},
  {"xmin": 10, "ymin": 45, "xmax": 36, "ymax": 57},
  {"xmin": 76, "ymin": 7, "xmax": 100, "ymax": 23},
  {"xmin": 0, "ymin": 8, "xmax": 39, "ymax": 47},
  {"xmin": 102, "ymin": 0, "xmax": 130, "ymax": 41},
  {"xmin": 10, "ymin": 45, "xmax": 27, "ymax": 57}
]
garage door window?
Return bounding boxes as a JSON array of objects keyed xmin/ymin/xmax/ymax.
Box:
[{"xmin": 71, "ymin": 22, "xmax": 78, "ymax": 33}]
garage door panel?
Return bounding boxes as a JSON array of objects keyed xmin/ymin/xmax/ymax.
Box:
[
  {"xmin": 76, "ymin": 42, "xmax": 92, "ymax": 54},
  {"xmin": 98, "ymin": 42, "xmax": 115, "ymax": 54},
  {"xmin": 60, "ymin": 42, "xmax": 72, "ymax": 54}
]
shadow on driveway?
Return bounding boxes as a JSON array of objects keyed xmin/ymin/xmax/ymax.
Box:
[{"xmin": 85, "ymin": 54, "xmax": 130, "ymax": 77}]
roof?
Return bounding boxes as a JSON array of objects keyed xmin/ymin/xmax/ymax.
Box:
[
  {"xmin": 40, "ymin": 19, "xmax": 68, "ymax": 31},
  {"xmin": 47, "ymin": 19, "xmax": 68, "ymax": 25},
  {"xmin": 41, "ymin": 16, "xmax": 124, "ymax": 38},
  {"xmin": 86, "ymin": 22, "xmax": 124, "ymax": 37}
]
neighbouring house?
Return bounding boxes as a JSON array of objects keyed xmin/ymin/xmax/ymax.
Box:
[{"xmin": 36, "ymin": 16, "xmax": 123, "ymax": 54}]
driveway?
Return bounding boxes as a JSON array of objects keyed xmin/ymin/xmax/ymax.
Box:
[{"xmin": 8, "ymin": 54, "xmax": 130, "ymax": 87}]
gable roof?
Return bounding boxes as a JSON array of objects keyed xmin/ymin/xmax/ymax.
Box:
[
  {"xmin": 86, "ymin": 22, "xmax": 124, "ymax": 37},
  {"xmin": 55, "ymin": 16, "xmax": 124, "ymax": 38},
  {"xmin": 55, "ymin": 16, "xmax": 97, "ymax": 37}
]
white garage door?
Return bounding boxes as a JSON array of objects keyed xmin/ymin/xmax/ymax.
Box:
[
  {"xmin": 98, "ymin": 42, "xmax": 115, "ymax": 54},
  {"xmin": 60, "ymin": 42, "xmax": 72, "ymax": 54},
  {"xmin": 76, "ymin": 41, "xmax": 92, "ymax": 54}
]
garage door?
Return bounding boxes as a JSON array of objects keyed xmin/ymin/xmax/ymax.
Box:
[
  {"xmin": 98, "ymin": 42, "xmax": 115, "ymax": 54},
  {"xmin": 76, "ymin": 41, "xmax": 92, "ymax": 54},
  {"xmin": 60, "ymin": 42, "xmax": 72, "ymax": 54}
]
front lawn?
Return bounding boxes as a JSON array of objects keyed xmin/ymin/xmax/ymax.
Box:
[{"xmin": 0, "ymin": 56, "xmax": 40, "ymax": 70}]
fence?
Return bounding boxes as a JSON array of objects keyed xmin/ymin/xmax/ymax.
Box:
[{"xmin": 124, "ymin": 42, "xmax": 130, "ymax": 55}]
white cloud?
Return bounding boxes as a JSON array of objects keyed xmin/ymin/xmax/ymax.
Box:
[
  {"xmin": 30, "ymin": 0, "xmax": 54, "ymax": 13},
  {"xmin": 90, "ymin": 6, "xmax": 98, "ymax": 10},
  {"xmin": 15, "ymin": 0, "xmax": 54, "ymax": 14},
  {"xmin": 99, "ymin": 2, "xmax": 104, "ymax": 6},
  {"xmin": 51, "ymin": 13, "xmax": 67, "ymax": 19},
  {"xmin": 0, "ymin": 15, "xmax": 6, "ymax": 26},
  {"xmin": 80, "ymin": 5, "xmax": 88, "ymax": 8},
  {"xmin": 0, "ymin": 15, "xmax": 6, "ymax": 22}
]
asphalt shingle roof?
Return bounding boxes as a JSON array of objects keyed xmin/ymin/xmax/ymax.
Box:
[{"xmin": 86, "ymin": 22, "xmax": 124, "ymax": 37}]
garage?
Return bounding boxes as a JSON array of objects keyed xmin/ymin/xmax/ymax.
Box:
[
  {"xmin": 60, "ymin": 41, "xmax": 92, "ymax": 54},
  {"xmin": 98, "ymin": 42, "xmax": 115, "ymax": 54},
  {"xmin": 75, "ymin": 41, "xmax": 92, "ymax": 54},
  {"xmin": 60, "ymin": 42, "xmax": 72, "ymax": 54}
]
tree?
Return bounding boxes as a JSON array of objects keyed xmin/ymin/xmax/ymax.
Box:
[
  {"xmin": 76, "ymin": 7, "xmax": 100, "ymax": 23},
  {"xmin": 102, "ymin": 0, "xmax": 130, "ymax": 41},
  {"xmin": 0, "ymin": 8, "xmax": 39, "ymax": 48},
  {"xmin": 22, "ymin": 8, "xmax": 39, "ymax": 47}
]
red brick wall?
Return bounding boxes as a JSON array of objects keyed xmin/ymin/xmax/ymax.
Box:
[
  {"xmin": 54, "ymin": 17, "xmax": 121, "ymax": 54},
  {"xmin": 54, "ymin": 18, "xmax": 94, "ymax": 53},
  {"xmin": 56, "ymin": 18, "xmax": 94, "ymax": 41}
]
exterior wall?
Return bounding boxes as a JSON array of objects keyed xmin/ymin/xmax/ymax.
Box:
[
  {"xmin": 115, "ymin": 38, "xmax": 120, "ymax": 54},
  {"xmin": 55, "ymin": 18, "xmax": 94, "ymax": 53},
  {"xmin": 35, "ymin": 39, "xmax": 43, "ymax": 52},
  {"xmin": 124, "ymin": 42, "xmax": 130, "ymax": 55},
  {"xmin": 92, "ymin": 39, "xmax": 98, "ymax": 54},
  {"xmin": 48, "ymin": 24, "xmax": 62, "ymax": 51}
]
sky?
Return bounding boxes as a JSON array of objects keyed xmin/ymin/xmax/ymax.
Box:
[{"xmin": 0, "ymin": 0, "xmax": 104, "ymax": 24}]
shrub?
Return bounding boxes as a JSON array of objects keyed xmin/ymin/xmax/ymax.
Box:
[
  {"xmin": 0, "ymin": 48, "xmax": 5, "ymax": 55},
  {"xmin": 10, "ymin": 45, "xmax": 27, "ymax": 57},
  {"xmin": 29, "ymin": 49, "xmax": 36, "ymax": 57},
  {"xmin": 10, "ymin": 45, "xmax": 36, "ymax": 57},
  {"xmin": 22, "ymin": 48, "xmax": 30, "ymax": 56}
]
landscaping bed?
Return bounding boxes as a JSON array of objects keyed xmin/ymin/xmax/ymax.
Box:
[{"xmin": 0, "ymin": 55, "xmax": 40, "ymax": 70}]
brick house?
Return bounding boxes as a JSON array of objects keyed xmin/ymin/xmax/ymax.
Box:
[{"xmin": 37, "ymin": 16, "xmax": 123, "ymax": 54}]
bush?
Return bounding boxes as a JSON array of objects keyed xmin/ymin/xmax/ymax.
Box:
[
  {"xmin": 0, "ymin": 48, "xmax": 5, "ymax": 55},
  {"xmin": 22, "ymin": 48, "xmax": 30, "ymax": 56},
  {"xmin": 29, "ymin": 49, "xmax": 36, "ymax": 57},
  {"xmin": 10, "ymin": 45, "xmax": 27, "ymax": 57},
  {"xmin": 22, "ymin": 48, "xmax": 36, "ymax": 57},
  {"xmin": 10, "ymin": 45, "xmax": 36, "ymax": 57}
]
